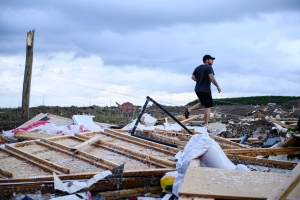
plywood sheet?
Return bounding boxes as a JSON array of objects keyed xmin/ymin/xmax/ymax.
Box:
[{"xmin": 180, "ymin": 166, "xmax": 300, "ymax": 199}]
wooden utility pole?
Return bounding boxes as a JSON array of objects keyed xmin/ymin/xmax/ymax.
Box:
[{"xmin": 21, "ymin": 30, "xmax": 35, "ymax": 123}]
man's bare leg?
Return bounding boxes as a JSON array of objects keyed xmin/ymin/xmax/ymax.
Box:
[
  {"xmin": 187, "ymin": 103, "xmax": 205, "ymax": 113},
  {"xmin": 204, "ymin": 107, "xmax": 211, "ymax": 125}
]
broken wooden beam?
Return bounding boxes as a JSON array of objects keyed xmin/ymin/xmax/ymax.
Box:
[
  {"xmin": 14, "ymin": 130, "xmax": 53, "ymax": 139},
  {"xmin": 227, "ymin": 154, "xmax": 298, "ymax": 170},
  {"xmin": 209, "ymin": 134, "xmax": 252, "ymax": 149},
  {"xmin": 181, "ymin": 114, "xmax": 204, "ymax": 124},
  {"xmin": 267, "ymin": 163, "xmax": 300, "ymax": 200},
  {"xmin": 0, "ymin": 168, "xmax": 13, "ymax": 178},
  {"xmin": 224, "ymin": 147, "xmax": 300, "ymax": 157},
  {"xmin": 265, "ymin": 116, "xmax": 290, "ymax": 128},
  {"xmin": 98, "ymin": 186, "xmax": 162, "ymax": 199},
  {"xmin": 70, "ymin": 135, "xmax": 102, "ymax": 151}
]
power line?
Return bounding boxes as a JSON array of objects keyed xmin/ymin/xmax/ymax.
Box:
[
  {"xmin": 0, "ymin": 60, "xmax": 196, "ymax": 99},
  {"xmin": 0, "ymin": 84, "xmax": 106, "ymax": 105}
]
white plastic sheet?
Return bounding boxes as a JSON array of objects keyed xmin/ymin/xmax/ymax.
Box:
[
  {"xmin": 53, "ymin": 170, "xmax": 112, "ymax": 194},
  {"xmin": 72, "ymin": 115, "xmax": 102, "ymax": 132},
  {"xmin": 172, "ymin": 133, "xmax": 249, "ymax": 197}
]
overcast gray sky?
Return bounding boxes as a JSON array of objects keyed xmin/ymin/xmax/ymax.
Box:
[{"xmin": 1, "ymin": 0, "xmax": 300, "ymax": 107}]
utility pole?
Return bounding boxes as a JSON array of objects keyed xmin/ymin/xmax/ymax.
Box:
[{"xmin": 21, "ymin": 30, "xmax": 35, "ymax": 123}]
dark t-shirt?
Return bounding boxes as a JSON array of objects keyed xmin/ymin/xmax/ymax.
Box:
[{"xmin": 192, "ymin": 64, "xmax": 215, "ymax": 93}]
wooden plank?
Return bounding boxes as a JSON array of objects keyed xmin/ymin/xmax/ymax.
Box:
[
  {"xmin": 42, "ymin": 137, "xmax": 119, "ymax": 168},
  {"xmin": 227, "ymin": 154, "xmax": 297, "ymax": 170},
  {"xmin": 226, "ymin": 138, "xmax": 259, "ymax": 142},
  {"xmin": 5, "ymin": 144, "xmax": 70, "ymax": 174},
  {"xmin": 267, "ymin": 163, "xmax": 300, "ymax": 200},
  {"xmin": 265, "ymin": 116, "xmax": 290, "ymax": 128},
  {"xmin": 104, "ymin": 129, "xmax": 178, "ymax": 154},
  {"xmin": 37, "ymin": 140, "xmax": 114, "ymax": 170},
  {"xmin": 98, "ymin": 186, "xmax": 162, "ymax": 199},
  {"xmin": 294, "ymin": 134, "xmax": 300, "ymax": 138},
  {"xmin": 209, "ymin": 134, "xmax": 252, "ymax": 149},
  {"xmin": 280, "ymin": 136, "xmax": 297, "ymax": 147},
  {"xmin": 140, "ymin": 131, "xmax": 187, "ymax": 146},
  {"xmin": 179, "ymin": 166, "xmax": 300, "ymax": 199},
  {"xmin": 0, "ymin": 147, "xmax": 62, "ymax": 175},
  {"xmin": 14, "ymin": 130, "xmax": 53, "ymax": 139},
  {"xmin": 181, "ymin": 114, "xmax": 204, "ymax": 124},
  {"xmin": 70, "ymin": 135, "xmax": 102, "ymax": 151},
  {"xmin": 0, "ymin": 168, "xmax": 13, "ymax": 178},
  {"xmin": 97, "ymin": 138, "xmax": 176, "ymax": 167},
  {"xmin": 0, "ymin": 176, "xmax": 162, "ymax": 196},
  {"xmin": 224, "ymin": 147, "xmax": 300, "ymax": 157},
  {"xmin": 70, "ymin": 135, "xmax": 174, "ymax": 168}
]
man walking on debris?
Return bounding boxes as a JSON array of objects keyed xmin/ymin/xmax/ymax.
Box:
[{"xmin": 184, "ymin": 54, "xmax": 221, "ymax": 127}]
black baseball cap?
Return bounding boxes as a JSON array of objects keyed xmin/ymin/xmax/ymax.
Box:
[{"xmin": 203, "ymin": 55, "xmax": 215, "ymax": 62}]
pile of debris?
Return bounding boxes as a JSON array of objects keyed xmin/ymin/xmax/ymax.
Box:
[{"xmin": 0, "ymin": 98, "xmax": 300, "ymax": 199}]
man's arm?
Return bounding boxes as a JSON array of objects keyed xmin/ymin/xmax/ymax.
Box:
[
  {"xmin": 209, "ymin": 73, "xmax": 221, "ymax": 93},
  {"xmin": 191, "ymin": 75, "xmax": 196, "ymax": 82}
]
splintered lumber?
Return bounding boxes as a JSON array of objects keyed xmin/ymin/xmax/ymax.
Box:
[
  {"xmin": 14, "ymin": 130, "xmax": 53, "ymax": 139},
  {"xmin": 209, "ymin": 134, "xmax": 252, "ymax": 149},
  {"xmin": 294, "ymin": 134, "xmax": 300, "ymax": 138},
  {"xmin": 5, "ymin": 144, "xmax": 70, "ymax": 174},
  {"xmin": 0, "ymin": 168, "xmax": 173, "ymax": 184},
  {"xmin": 0, "ymin": 176, "xmax": 162, "ymax": 196},
  {"xmin": 0, "ymin": 168, "xmax": 13, "ymax": 178},
  {"xmin": 181, "ymin": 114, "xmax": 204, "ymax": 124},
  {"xmin": 226, "ymin": 137, "xmax": 260, "ymax": 142},
  {"xmin": 224, "ymin": 147, "xmax": 300, "ymax": 157},
  {"xmin": 179, "ymin": 166, "xmax": 300, "ymax": 199},
  {"xmin": 70, "ymin": 135, "xmax": 102, "ymax": 151},
  {"xmin": 265, "ymin": 116, "xmax": 290, "ymax": 128},
  {"xmin": 280, "ymin": 135, "xmax": 298, "ymax": 147},
  {"xmin": 227, "ymin": 154, "xmax": 297, "ymax": 170},
  {"xmin": 98, "ymin": 186, "xmax": 162, "ymax": 199},
  {"xmin": 267, "ymin": 163, "xmax": 300, "ymax": 200}
]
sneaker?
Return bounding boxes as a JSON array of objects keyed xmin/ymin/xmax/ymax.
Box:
[
  {"xmin": 202, "ymin": 124, "xmax": 209, "ymax": 129},
  {"xmin": 184, "ymin": 109, "xmax": 190, "ymax": 119}
]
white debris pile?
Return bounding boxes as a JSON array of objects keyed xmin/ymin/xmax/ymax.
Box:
[{"xmin": 2, "ymin": 115, "xmax": 103, "ymax": 142}]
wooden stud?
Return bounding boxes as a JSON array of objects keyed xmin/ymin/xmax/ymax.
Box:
[
  {"xmin": 0, "ymin": 168, "xmax": 13, "ymax": 178},
  {"xmin": 209, "ymin": 134, "xmax": 252, "ymax": 149},
  {"xmin": 0, "ymin": 147, "xmax": 62, "ymax": 175},
  {"xmin": 14, "ymin": 131, "xmax": 53, "ymax": 139},
  {"xmin": 37, "ymin": 140, "xmax": 114, "ymax": 170},
  {"xmin": 266, "ymin": 116, "xmax": 290, "ymax": 128},
  {"xmin": 267, "ymin": 163, "xmax": 300, "ymax": 200},
  {"xmin": 181, "ymin": 114, "xmax": 204, "ymax": 124},
  {"xmin": 227, "ymin": 154, "xmax": 297, "ymax": 170},
  {"xmin": 224, "ymin": 147, "xmax": 300, "ymax": 157},
  {"xmin": 98, "ymin": 186, "xmax": 162, "ymax": 199},
  {"xmin": 70, "ymin": 135, "xmax": 103, "ymax": 151},
  {"xmin": 5, "ymin": 144, "xmax": 70, "ymax": 174}
]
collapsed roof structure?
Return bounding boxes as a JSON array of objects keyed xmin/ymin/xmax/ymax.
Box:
[{"xmin": 1, "ymin": 97, "xmax": 300, "ymax": 199}]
